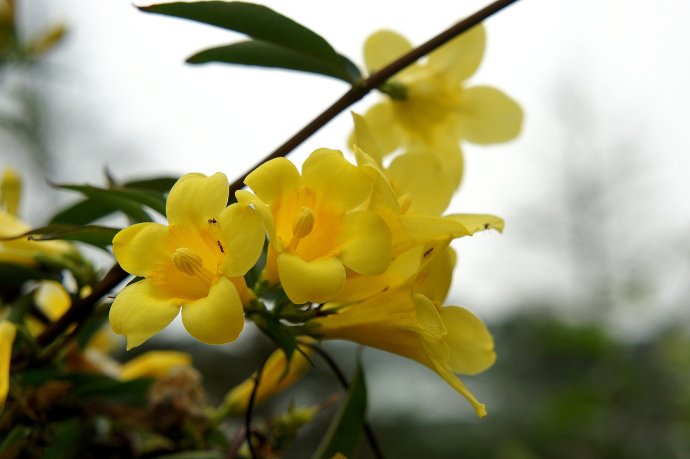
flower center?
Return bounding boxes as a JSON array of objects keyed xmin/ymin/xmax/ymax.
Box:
[
  {"xmin": 172, "ymin": 247, "xmax": 214, "ymax": 284},
  {"xmin": 288, "ymin": 207, "xmax": 315, "ymax": 250}
]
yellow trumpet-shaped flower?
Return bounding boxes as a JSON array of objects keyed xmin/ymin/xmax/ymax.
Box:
[
  {"xmin": 237, "ymin": 149, "xmax": 392, "ymax": 304},
  {"xmin": 0, "ymin": 320, "xmax": 16, "ymax": 411},
  {"xmin": 220, "ymin": 343, "xmax": 313, "ymax": 416},
  {"xmin": 360, "ymin": 24, "xmax": 523, "ymax": 155},
  {"xmin": 1, "ymin": 167, "xmax": 21, "ymax": 216},
  {"xmin": 110, "ymin": 173, "xmax": 265, "ymax": 349},
  {"xmin": 312, "ymin": 289, "xmax": 495, "ymax": 417}
]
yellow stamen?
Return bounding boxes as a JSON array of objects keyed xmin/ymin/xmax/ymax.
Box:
[
  {"xmin": 172, "ymin": 247, "xmax": 213, "ymax": 283},
  {"xmin": 288, "ymin": 207, "xmax": 315, "ymax": 250}
]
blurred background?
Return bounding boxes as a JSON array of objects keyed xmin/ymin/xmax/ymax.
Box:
[{"xmin": 2, "ymin": 0, "xmax": 690, "ymax": 457}]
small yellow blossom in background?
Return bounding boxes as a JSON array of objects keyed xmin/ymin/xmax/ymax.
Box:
[
  {"xmin": 219, "ymin": 343, "xmax": 313, "ymax": 416},
  {"xmin": 110, "ymin": 172, "xmax": 265, "ymax": 349},
  {"xmin": 237, "ymin": 149, "xmax": 392, "ymax": 304},
  {"xmin": 0, "ymin": 320, "xmax": 16, "ymax": 411},
  {"xmin": 119, "ymin": 351, "xmax": 192, "ymax": 381},
  {"xmin": 0, "ymin": 168, "xmax": 76, "ymax": 267},
  {"xmin": 360, "ymin": 24, "xmax": 523, "ymax": 154},
  {"xmin": 26, "ymin": 280, "xmax": 72, "ymax": 335}
]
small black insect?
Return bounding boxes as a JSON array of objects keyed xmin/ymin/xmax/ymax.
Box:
[
  {"xmin": 423, "ymin": 247, "xmax": 434, "ymax": 257},
  {"xmin": 484, "ymin": 223, "xmax": 490, "ymax": 230},
  {"xmin": 208, "ymin": 218, "xmax": 217, "ymax": 224},
  {"xmin": 217, "ymin": 241, "xmax": 225, "ymax": 253}
]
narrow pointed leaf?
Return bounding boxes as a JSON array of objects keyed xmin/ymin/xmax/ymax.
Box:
[
  {"xmin": 188, "ymin": 40, "xmax": 355, "ymax": 82},
  {"xmin": 141, "ymin": 1, "xmax": 338, "ymax": 62},
  {"xmin": 312, "ymin": 361, "xmax": 368, "ymax": 459},
  {"xmin": 2, "ymin": 224, "xmax": 119, "ymax": 250}
]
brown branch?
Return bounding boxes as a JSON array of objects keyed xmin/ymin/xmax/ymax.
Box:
[
  {"xmin": 228, "ymin": 0, "xmax": 521, "ymax": 195},
  {"xmin": 36, "ymin": 263, "xmax": 128, "ymax": 346}
]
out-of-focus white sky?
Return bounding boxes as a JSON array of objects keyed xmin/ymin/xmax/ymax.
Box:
[{"xmin": 4, "ymin": 0, "xmax": 690, "ymax": 334}]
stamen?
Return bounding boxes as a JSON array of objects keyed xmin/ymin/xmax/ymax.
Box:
[
  {"xmin": 288, "ymin": 207, "xmax": 315, "ymax": 250},
  {"xmin": 172, "ymin": 247, "xmax": 213, "ymax": 283}
]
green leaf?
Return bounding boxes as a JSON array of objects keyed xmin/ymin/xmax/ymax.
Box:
[
  {"xmin": 49, "ymin": 198, "xmax": 117, "ymax": 225},
  {"xmin": 0, "ymin": 426, "xmax": 32, "ymax": 458},
  {"xmin": 312, "ymin": 361, "xmax": 368, "ymax": 459},
  {"xmin": 0, "ymin": 262, "xmax": 60, "ymax": 287},
  {"xmin": 140, "ymin": 1, "xmax": 360, "ymax": 82},
  {"xmin": 5, "ymin": 224, "xmax": 119, "ymax": 250},
  {"xmin": 56, "ymin": 184, "xmax": 166, "ymax": 217},
  {"xmin": 124, "ymin": 176, "xmax": 178, "ymax": 193},
  {"xmin": 155, "ymin": 452, "xmax": 225, "ymax": 459},
  {"xmin": 142, "ymin": 1, "xmax": 336, "ymax": 61},
  {"xmin": 188, "ymin": 40, "xmax": 357, "ymax": 82},
  {"xmin": 64, "ymin": 373, "xmax": 153, "ymax": 406}
]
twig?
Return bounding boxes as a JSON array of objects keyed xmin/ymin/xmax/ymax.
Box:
[{"xmin": 245, "ymin": 350, "xmax": 273, "ymax": 459}]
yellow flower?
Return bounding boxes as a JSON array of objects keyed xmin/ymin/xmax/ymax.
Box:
[
  {"xmin": 119, "ymin": 351, "xmax": 192, "ymax": 381},
  {"xmin": 360, "ymin": 24, "xmax": 523, "ymax": 155},
  {"xmin": 109, "ymin": 172, "xmax": 265, "ymax": 349},
  {"xmin": 220, "ymin": 343, "xmax": 313, "ymax": 416},
  {"xmin": 311, "ymin": 289, "xmax": 495, "ymax": 417},
  {"xmin": 237, "ymin": 149, "xmax": 392, "ymax": 304},
  {"xmin": 0, "ymin": 320, "xmax": 16, "ymax": 411},
  {"xmin": 26, "ymin": 280, "xmax": 72, "ymax": 335}
]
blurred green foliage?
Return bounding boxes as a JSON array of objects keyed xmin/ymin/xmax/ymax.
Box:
[{"xmin": 371, "ymin": 310, "xmax": 690, "ymax": 459}]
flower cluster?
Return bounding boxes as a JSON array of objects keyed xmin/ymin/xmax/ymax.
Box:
[{"xmin": 111, "ymin": 111, "xmax": 506, "ymax": 416}]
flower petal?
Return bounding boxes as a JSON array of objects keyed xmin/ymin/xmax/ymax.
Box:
[
  {"xmin": 351, "ymin": 111, "xmax": 383, "ymax": 165},
  {"xmin": 109, "ymin": 280, "xmax": 180, "ymax": 350},
  {"xmin": 360, "ymin": 102, "xmax": 405, "ymax": 156},
  {"xmin": 399, "ymin": 214, "xmax": 470, "ymax": 242},
  {"xmin": 244, "ymin": 158, "xmax": 302, "ymax": 206},
  {"xmin": 364, "ymin": 30, "xmax": 413, "ymax": 74},
  {"xmin": 302, "ymin": 149, "xmax": 372, "ymax": 211},
  {"xmin": 236, "ymin": 190, "xmax": 276, "ymax": 244},
  {"xmin": 220, "ymin": 203, "xmax": 265, "ymax": 277},
  {"xmin": 440, "ymin": 306, "xmax": 496, "ymax": 376},
  {"xmin": 119, "ymin": 351, "xmax": 192, "ymax": 380},
  {"xmin": 445, "ymin": 213, "xmax": 504, "ymax": 234},
  {"xmin": 277, "ymin": 253, "xmax": 345, "ymax": 304},
  {"xmin": 113, "ymin": 222, "xmax": 170, "ymax": 277},
  {"xmin": 35, "ymin": 280, "xmax": 71, "ymax": 321},
  {"xmin": 456, "ymin": 85, "xmax": 523, "ymax": 144},
  {"xmin": 181, "ymin": 276, "xmax": 244, "ymax": 345},
  {"xmin": 339, "ymin": 211, "xmax": 391, "ymax": 275},
  {"xmin": 167, "ymin": 172, "xmax": 229, "ymax": 227},
  {"xmin": 428, "ymin": 24, "xmax": 485, "ymax": 83},
  {"xmin": 0, "ymin": 321, "xmax": 17, "ymax": 411},
  {"xmin": 387, "ymin": 152, "xmax": 455, "ymax": 216}
]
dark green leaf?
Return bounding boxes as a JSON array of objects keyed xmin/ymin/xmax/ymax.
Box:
[
  {"xmin": 56, "ymin": 183, "xmax": 166, "ymax": 217},
  {"xmin": 140, "ymin": 1, "xmax": 360, "ymax": 83},
  {"xmin": 65, "ymin": 373, "xmax": 153, "ymax": 406},
  {"xmin": 49, "ymin": 198, "xmax": 117, "ymax": 225},
  {"xmin": 6, "ymin": 224, "xmax": 119, "ymax": 250},
  {"xmin": 0, "ymin": 262, "xmax": 59, "ymax": 287},
  {"xmin": 0, "ymin": 426, "xmax": 32, "ymax": 458},
  {"xmin": 188, "ymin": 40, "xmax": 355, "ymax": 82},
  {"xmin": 312, "ymin": 361, "xmax": 368, "ymax": 459},
  {"xmin": 141, "ymin": 1, "xmax": 337, "ymax": 62},
  {"xmin": 155, "ymin": 452, "xmax": 225, "ymax": 459},
  {"xmin": 124, "ymin": 176, "xmax": 178, "ymax": 193}
]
